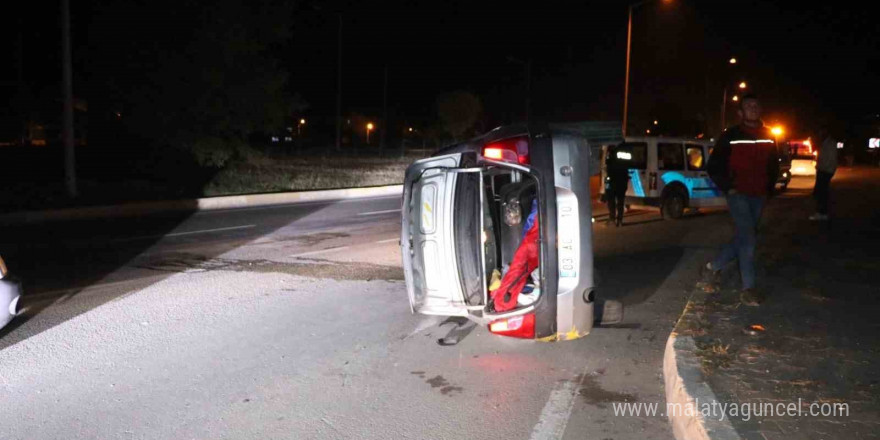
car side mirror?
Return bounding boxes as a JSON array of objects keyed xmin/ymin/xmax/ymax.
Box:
[{"xmin": 0, "ymin": 256, "xmax": 7, "ymax": 280}]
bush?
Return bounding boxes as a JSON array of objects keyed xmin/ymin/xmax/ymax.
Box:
[{"xmin": 190, "ymin": 137, "xmax": 235, "ymax": 168}]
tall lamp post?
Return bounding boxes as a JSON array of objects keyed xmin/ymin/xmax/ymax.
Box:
[
  {"xmin": 366, "ymin": 123, "xmax": 374, "ymax": 145},
  {"xmin": 720, "ymin": 76, "xmax": 747, "ymax": 131},
  {"xmin": 623, "ymin": 0, "xmax": 672, "ymax": 137}
]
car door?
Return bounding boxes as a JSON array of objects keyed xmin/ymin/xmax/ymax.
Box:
[
  {"xmin": 687, "ymin": 143, "xmax": 725, "ymax": 207},
  {"xmin": 401, "ymin": 153, "xmax": 484, "ymax": 317},
  {"xmin": 618, "ymin": 142, "xmax": 650, "ymax": 199}
]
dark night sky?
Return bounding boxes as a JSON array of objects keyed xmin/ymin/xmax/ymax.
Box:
[{"xmin": 3, "ymin": 0, "xmax": 879, "ymax": 139}]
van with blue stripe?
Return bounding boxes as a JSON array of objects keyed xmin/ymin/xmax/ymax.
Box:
[{"xmin": 600, "ymin": 137, "xmax": 725, "ymax": 219}]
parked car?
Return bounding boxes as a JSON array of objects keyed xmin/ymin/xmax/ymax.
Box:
[
  {"xmin": 400, "ymin": 122, "xmax": 622, "ymax": 341},
  {"xmin": 787, "ymin": 139, "xmax": 817, "ymax": 176},
  {"xmin": 0, "ymin": 255, "xmax": 22, "ymax": 331},
  {"xmin": 600, "ymin": 137, "xmax": 724, "ymax": 219}
]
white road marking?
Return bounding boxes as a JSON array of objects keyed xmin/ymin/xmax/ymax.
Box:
[
  {"xmin": 289, "ymin": 245, "xmax": 352, "ymax": 258},
  {"xmin": 530, "ymin": 368, "xmax": 590, "ymax": 440},
  {"xmin": 199, "ymin": 195, "xmax": 400, "ymax": 215},
  {"xmin": 113, "ymin": 225, "xmax": 256, "ymax": 242},
  {"xmin": 357, "ymin": 209, "xmax": 400, "ymax": 216},
  {"xmin": 375, "ymin": 238, "xmax": 399, "ymax": 244}
]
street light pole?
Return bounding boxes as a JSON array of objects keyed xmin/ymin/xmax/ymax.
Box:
[
  {"xmin": 61, "ymin": 0, "xmax": 77, "ymax": 197},
  {"xmin": 335, "ymin": 15, "xmax": 343, "ymax": 152},
  {"xmin": 623, "ymin": 0, "xmax": 669, "ymax": 138},
  {"xmin": 623, "ymin": 3, "xmax": 635, "ymax": 137}
]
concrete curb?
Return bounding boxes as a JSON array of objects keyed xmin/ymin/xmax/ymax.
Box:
[
  {"xmin": 0, "ymin": 185, "xmax": 403, "ymax": 225},
  {"xmin": 663, "ymin": 291, "xmax": 742, "ymax": 440}
]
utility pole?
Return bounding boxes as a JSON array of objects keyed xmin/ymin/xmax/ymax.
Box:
[
  {"xmin": 622, "ymin": 3, "xmax": 634, "ymax": 137},
  {"xmin": 380, "ymin": 65, "xmax": 388, "ymax": 152},
  {"xmin": 15, "ymin": 16, "xmax": 25, "ymax": 146},
  {"xmin": 61, "ymin": 0, "xmax": 77, "ymax": 197},
  {"xmin": 335, "ymin": 15, "xmax": 343, "ymax": 152}
]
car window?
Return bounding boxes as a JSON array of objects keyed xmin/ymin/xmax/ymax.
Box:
[
  {"xmin": 658, "ymin": 143, "xmax": 684, "ymax": 170},
  {"xmin": 618, "ymin": 142, "xmax": 647, "ymax": 170},
  {"xmin": 686, "ymin": 144, "xmax": 705, "ymax": 171}
]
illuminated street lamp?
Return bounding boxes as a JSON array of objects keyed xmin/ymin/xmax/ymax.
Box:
[
  {"xmin": 732, "ymin": 95, "xmax": 739, "ymax": 102},
  {"xmin": 771, "ymin": 126, "xmax": 784, "ymax": 136},
  {"xmin": 729, "ymin": 58, "xmax": 737, "ymax": 64},
  {"xmin": 739, "ymin": 81, "xmax": 747, "ymax": 89},
  {"xmin": 298, "ymin": 118, "xmax": 306, "ymax": 136},
  {"xmin": 366, "ymin": 123, "xmax": 374, "ymax": 144},
  {"xmin": 623, "ymin": 0, "xmax": 674, "ymax": 137},
  {"xmin": 653, "ymin": 120, "xmax": 659, "ymax": 125}
]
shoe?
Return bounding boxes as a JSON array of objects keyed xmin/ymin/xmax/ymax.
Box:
[
  {"xmin": 699, "ymin": 262, "xmax": 721, "ymax": 284},
  {"xmin": 740, "ymin": 288, "xmax": 765, "ymax": 306},
  {"xmin": 808, "ymin": 213, "xmax": 829, "ymax": 221}
]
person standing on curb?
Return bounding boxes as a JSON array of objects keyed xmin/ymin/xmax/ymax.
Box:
[
  {"xmin": 810, "ymin": 126, "xmax": 838, "ymax": 221},
  {"xmin": 701, "ymin": 94, "xmax": 779, "ymax": 306},
  {"xmin": 604, "ymin": 143, "xmax": 631, "ymax": 227}
]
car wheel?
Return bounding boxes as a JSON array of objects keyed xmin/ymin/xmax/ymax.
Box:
[
  {"xmin": 662, "ymin": 189, "xmax": 686, "ymax": 220},
  {"xmin": 780, "ymin": 180, "xmax": 789, "ymax": 190}
]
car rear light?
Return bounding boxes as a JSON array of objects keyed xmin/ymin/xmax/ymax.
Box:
[
  {"xmin": 483, "ymin": 136, "xmax": 530, "ymax": 165},
  {"xmin": 488, "ymin": 313, "xmax": 535, "ymax": 339}
]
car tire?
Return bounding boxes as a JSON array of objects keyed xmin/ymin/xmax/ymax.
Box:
[{"xmin": 661, "ymin": 188, "xmax": 687, "ymax": 220}]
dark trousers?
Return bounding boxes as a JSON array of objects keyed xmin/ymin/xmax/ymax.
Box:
[
  {"xmin": 606, "ymin": 184, "xmax": 627, "ymax": 222},
  {"xmin": 813, "ymin": 171, "xmax": 833, "ymax": 215}
]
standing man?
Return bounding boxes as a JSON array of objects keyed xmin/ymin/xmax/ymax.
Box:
[
  {"xmin": 702, "ymin": 94, "xmax": 779, "ymax": 305},
  {"xmin": 604, "ymin": 144, "xmax": 631, "ymax": 227},
  {"xmin": 810, "ymin": 126, "xmax": 838, "ymax": 220}
]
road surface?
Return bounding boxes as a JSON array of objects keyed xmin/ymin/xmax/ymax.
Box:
[{"xmin": 0, "ymin": 191, "xmax": 737, "ymax": 439}]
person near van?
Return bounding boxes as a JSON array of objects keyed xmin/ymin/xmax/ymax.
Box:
[
  {"xmin": 604, "ymin": 144, "xmax": 631, "ymax": 227},
  {"xmin": 810, "ymin": 128, "xmax": 838, "ymax": 220},
  {"xmin": 702, "ymin": 94, "xmax": 779, "ymax": 306}
]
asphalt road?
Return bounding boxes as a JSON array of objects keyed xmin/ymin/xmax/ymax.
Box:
[{"xmin": 0, "ymin": 192, "xmax": 737, "ymax": 439}]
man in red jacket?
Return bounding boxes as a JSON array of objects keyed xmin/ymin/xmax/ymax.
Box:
[{"xmin": 702, "ymin": 94, "xmax": 779, "ymax": 305}]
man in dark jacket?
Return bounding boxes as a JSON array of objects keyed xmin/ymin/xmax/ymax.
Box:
[
  {"xmin": 604, "ymin": 143, "xmax": 632, "ymax": 227},
  {"xmin": 702, "ymin": 94, "xmax": 779, "ymax": 305}
]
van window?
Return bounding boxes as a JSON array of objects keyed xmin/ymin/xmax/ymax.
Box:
[
  {"xmin": 658, "ymin": 143, "xmax": 684, "ymax": 170},
  {"xmin": 686, "ymin": 144, "xmax": 705, "ymax": 171},
  {"xmin": 618, "ymin": 142, "xmax": 647, "ymax": 170}
]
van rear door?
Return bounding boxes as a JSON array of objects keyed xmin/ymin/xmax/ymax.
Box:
[{"xmin": 401, "ymin": 154, "xmax": 484, "ymax": 317}]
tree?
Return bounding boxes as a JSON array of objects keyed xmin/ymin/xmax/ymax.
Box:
[
  {"xmin": 86, "ymin": 0, "xmax": 301, "ymax": 167},
  {"xmin": 436, "ymin": 91, "xmax": 483, "ymax": 142}
]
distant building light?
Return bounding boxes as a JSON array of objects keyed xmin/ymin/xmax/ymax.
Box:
[
  {"xmin": 869, "ymin": 138, "xmax": 880, "ymax": 149},
  {"xmin": 271, "ymin": 136, "xmax": 279, "ymax": 143},
  {"xmin": 616, "ymin": 151, "xmax": 633, "ymax": 160},
  {"xmin": 284, "ymin": 136, "xmax": 293, "ymax": 142},
  {"xmin": 836, "ymin": 142, "xmax": 844, "ymax": 149}
]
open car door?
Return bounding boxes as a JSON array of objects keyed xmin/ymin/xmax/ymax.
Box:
[{"xmin": 401, "ymin": 153, "xmax": 486, "ymax": 317}]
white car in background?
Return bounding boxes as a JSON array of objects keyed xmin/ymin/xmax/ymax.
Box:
[
  {"xmin": 0, "ymin": 255, "xmax": 22, "ymax": 331},
  {"xmin": 787, "ymin": 139, "xmax": 817, "ymax": 176}
]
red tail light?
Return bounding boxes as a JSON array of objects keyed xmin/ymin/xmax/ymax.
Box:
[
  {"xmin": 488, "ymin": 313, "xmax": 535, "ymax": 339},
  {"xmin": 483, "ymin": 136, "xmax": 530, "ymax": 165}
]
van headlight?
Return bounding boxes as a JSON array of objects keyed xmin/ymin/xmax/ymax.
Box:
[{"xmin": 0, "ymin": 256, "xmax": 7, "ymax": 280}]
